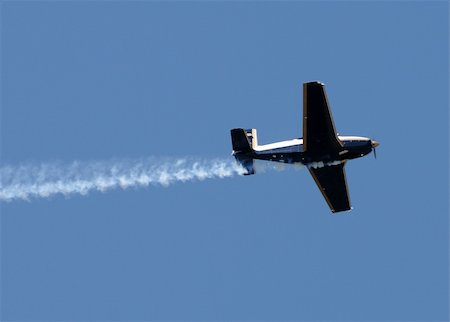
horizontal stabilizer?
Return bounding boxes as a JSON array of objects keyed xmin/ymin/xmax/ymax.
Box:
[
  {"xmin": 234, "ymin": 154, "xmax": 255, "ymax": 175},
  {"xmin": 231, "ymin": 128, "xmax": 253, "ymax": 153}
]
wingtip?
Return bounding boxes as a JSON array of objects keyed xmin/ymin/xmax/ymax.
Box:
[
  {"xmin": 305, "ymin": 81, "xmax": 325, "ymax": 86},
  {"xmin": 331, "ymin": 207, "xmax": 353, "ymax": 214}
]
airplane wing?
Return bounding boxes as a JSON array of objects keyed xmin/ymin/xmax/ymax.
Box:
[
  {"xmin": 303, "ymin": 82, "xmax": 343, "ymax": 154},
  {"xmin": 309, "ymin": 162, "xmax": 351, "ymax": 213}
]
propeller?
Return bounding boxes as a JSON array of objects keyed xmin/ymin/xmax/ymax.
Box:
[{"xmin": 371, "ymin": 139, "xmax": 380, "ymax": 159}]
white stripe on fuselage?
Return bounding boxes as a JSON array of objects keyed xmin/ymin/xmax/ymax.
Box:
[
  {"xmin": 253, "ymin": 136, "xmax": 369, "ymax": 153},
  {"xmin": 253, "ymin": 138, "xmax": 303, "ymax": 152},
  {"xmin": 337, "ymin": 135, "xmax": 369, "ymax": 141}
]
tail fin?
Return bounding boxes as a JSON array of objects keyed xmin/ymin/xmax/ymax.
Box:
[{"xmin": 230, "ymin": 128, "xmax": 257, "ymax": 175}]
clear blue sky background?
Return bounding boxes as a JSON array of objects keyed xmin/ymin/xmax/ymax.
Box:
[{"xmin": 1, "ymin": 1, "xmax": 448, "ymax": 321}]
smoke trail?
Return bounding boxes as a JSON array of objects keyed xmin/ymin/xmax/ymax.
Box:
[
  {"xmin": 253, "ymin": 159, "xmax": 344, "ymax": 172},
  {"xmin": 307, "ymin": 160, "xmax": 344, "ymax": 169},
  {"xmin": 0, "ymin": 157, "xmax": 247, "ymax": 202},
  {"xmin": 0, "ymin": 157, "xmax": 345, "ymax": 202}
]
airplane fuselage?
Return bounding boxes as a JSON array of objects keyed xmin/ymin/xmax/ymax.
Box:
[{"xmin": 238, "ymin": 136, "xmax": 375, "ymax": 165}]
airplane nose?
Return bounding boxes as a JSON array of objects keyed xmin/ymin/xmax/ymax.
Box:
[{"xmin": 371, "ymin": 140, "xmax": 380, "ymax": 148}]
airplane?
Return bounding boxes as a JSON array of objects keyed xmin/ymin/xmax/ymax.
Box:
[{"xmin": 230, "ymin": 81, "xmax": 379, "ymax": 213}]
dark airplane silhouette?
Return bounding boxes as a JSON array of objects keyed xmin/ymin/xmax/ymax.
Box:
[{"xmin": 231, "ymin": 81, "xmax": 379, "ymax": 213}]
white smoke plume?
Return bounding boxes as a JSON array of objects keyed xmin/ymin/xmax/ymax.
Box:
[
  {"xmin": 307, "ymin": 160, "xmax": 344, "ymax": 169},
  {"xmin": 0, "ymin": 157, "xmax": 247, "ymax": 202},
  {"xmin": 254, "ymin": 159, "xmax": 344, "ymax": 172},
  {"xmin": 0, "ymin": 157, "xmax": 345, "ymax": 202}
]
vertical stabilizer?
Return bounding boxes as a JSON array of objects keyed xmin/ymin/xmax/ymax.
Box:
[{"xmin": 246, "ymin": 129, "xmax": 258, "ymax": 149}]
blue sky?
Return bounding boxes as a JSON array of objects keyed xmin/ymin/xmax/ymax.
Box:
[{"xmin": 1, "ymin": 1, "xmax": 448, "ymax": 321}]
